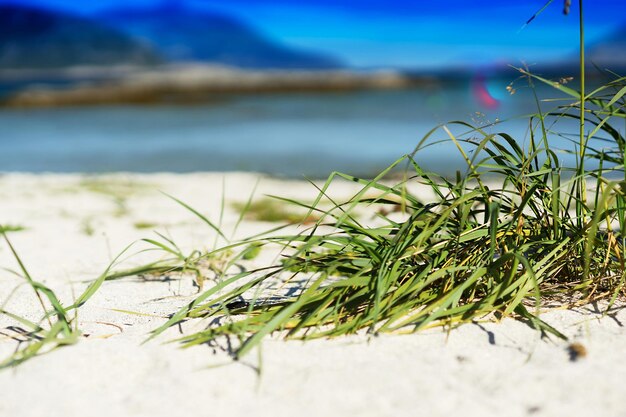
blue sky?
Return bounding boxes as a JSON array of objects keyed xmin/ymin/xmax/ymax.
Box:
[{"xmin": 3, "ymin": 0, "xmax": 625, "ymax": 68}]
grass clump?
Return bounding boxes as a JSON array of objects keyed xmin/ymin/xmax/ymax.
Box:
[
  {"xmin": 78, "ymin": 177, "xmax": 152, "ymax": 217},
  {"xmin": 133, "ymin": 221, "xmax": 158, "ymax": 230},
  {"xmin": 150, "ymin": 72, "xmax": 625, "ymax": 357},
  {"xmin": 1, "ymin": 0, "xmax": 622, "ymax": 367},
  {"xmin": 232, "ymin": 197, "xmax": 319, "ymax": 224},
  {"xmin": 79, "ymin": 177, "xmax": 150, "ymax": 198},
  {"xmin": 80, "ymin": 218, "xmax": 95, "ymax": 236},
  {"xmin": 144, "ymin": 1, "xmax": 626, "ymax": 358},
  {"xmin": 0, "ymin": 228, "xmax": 126, "ymax": 368}
]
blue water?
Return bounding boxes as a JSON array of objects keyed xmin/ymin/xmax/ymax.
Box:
[{"xmin": 0, "ymin": 85, "xmax": 599, "ymax": 178}]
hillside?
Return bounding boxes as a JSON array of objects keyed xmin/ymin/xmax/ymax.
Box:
[
  {"xmin": 99, "ymin": 3, "xmax": 341, "ymax": 69},
  {"xmin": 0, "ymin": 4, "xmax": 160, "ymax": 69},
  {"xmin": 587, "ymin": 24, "xmax": 626, "ymax": 68}
]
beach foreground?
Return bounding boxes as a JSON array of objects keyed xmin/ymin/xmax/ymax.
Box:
[{"xmin": 0, "ymin": 173, "xmax": 624, "ymax": 417}]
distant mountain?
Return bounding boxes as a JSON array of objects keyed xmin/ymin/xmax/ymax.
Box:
[
  {"xmin": 0, "ymin": 4, "xmax": 160, "ymax": 69},
  {"xmin": 98, "ymin": 2, "xmax": 342, "ymax": 69},
  {"xmin": 587, "ymin": 24, "xmax": 626, "ymax": 69},
  {"xmin": 534, "ymin": 24, "xmax": 626, "ymax": 77}
]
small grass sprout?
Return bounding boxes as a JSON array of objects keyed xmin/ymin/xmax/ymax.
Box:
[
  {"xmin": 0, "ymin": 227, "xmax": 132, "ymax": 368},
  {"xmin": 232, "ymin": 197, "xmax": 320, "ymax": 224},
  {"xmin": 0, "ymin": 224, "xmax": 26, "ymax": 234},
  {"xmin": 133, "ymin": 221, "xmax": 159, "ymax": 230}
]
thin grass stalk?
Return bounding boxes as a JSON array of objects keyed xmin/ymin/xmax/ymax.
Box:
[{"xmin": 576, "ymin": 0, "xmax": 587, "ymax": 230}]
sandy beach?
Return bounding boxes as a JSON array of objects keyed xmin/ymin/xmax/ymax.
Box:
[{"xmin": 0, "ymin": 172, "xmax": 624, "ymax": 417}]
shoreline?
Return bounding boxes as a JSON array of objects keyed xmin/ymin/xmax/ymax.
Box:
[{"xmin": 0, "ymin": 65, "xmax": 433, "ymax": 108}]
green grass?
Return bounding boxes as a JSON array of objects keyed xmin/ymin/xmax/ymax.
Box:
[
  {"xmin": 133, "ymin": 221, "xmax": 159, "ymax": 230},
  {"xmin": 80, "ymin": 218, "xmax": 95, "ymax": 236},
  {"xmin": 1, "ymin": 0, "xmax": 624, "ymax": 368},
  {"xmin": 149, "ymin": 72, "xmax": 625, "ymax": 357},
  {"xmin": 143, "ymin": 0, "xmax": 626, "ymax": 358},
  {"xmin": 79, "ymin": 177, "xmax": 150, "ymax": 198},
  {"xmin": 78, "ymin": 177, "xmax": 152, "ymax": 217},
  {"xmin": 232, "ymin": 197, "xmax": 320, "ymax": 224},
  {"xmin": 0, "ymin": 227, "xmax": 131, "ymax": 368},
  {"xmin": 0, "ymin": 224, "xmax": 26, "ymax": 234}
]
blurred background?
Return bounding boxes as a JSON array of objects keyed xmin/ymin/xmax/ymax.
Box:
[{"xmin": 0, "ymin": 0, "xmax": 624, "ymax": 177}]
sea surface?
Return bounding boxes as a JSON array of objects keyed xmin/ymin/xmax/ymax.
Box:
[{"xmin": 0, "ymin": 82, "xmax": 597, "ymax": 178}]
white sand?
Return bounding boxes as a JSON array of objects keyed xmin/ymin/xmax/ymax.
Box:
[{"xmin": 0, "ymin": 172, "xmax": 624, "ymax": 417}]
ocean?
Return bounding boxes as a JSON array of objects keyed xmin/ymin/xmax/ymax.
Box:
[{"xmin": 0, "ymin": 83, "xmax": 590, "ymax": 178}]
